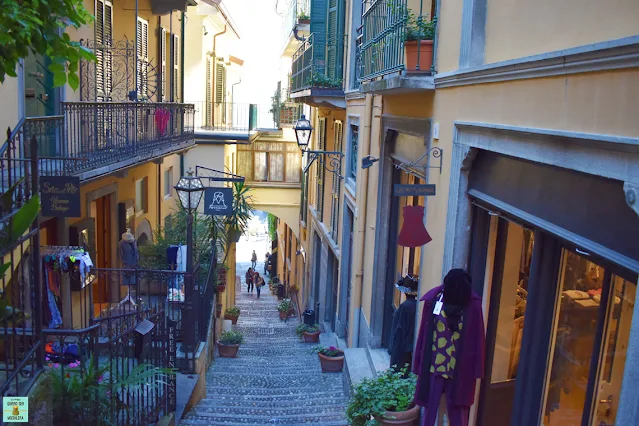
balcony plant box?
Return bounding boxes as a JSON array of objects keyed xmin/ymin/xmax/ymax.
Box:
[
  {"xmin": 312, "ymin": 345, "xmax": 344, "ymax": 372},
  {"xmin": 224, "ymin": 306, "xmax": 240, "ymax": 324},
  {"xmin": 404, "ymin": 12, "xmax": 436, "ymax": 73},
  {"xmin": 346, "ymin": 367, "xmax": 418, "ymax": 426},
  {"xmin": 217, "ymin": 330, "xmax": 244, "ymax": 358},
  {"xmin": 296, "ymin": 323, "xmax": 321, "ymax": 343}
]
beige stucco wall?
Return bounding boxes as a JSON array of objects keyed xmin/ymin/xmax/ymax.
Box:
[
  {"xmin": 434, "ymin": 0, "xmax": 463, "ymax": 73},
  {"xmin": 484, "ymin": 0, "xmax": 639, "ymax": 64}
]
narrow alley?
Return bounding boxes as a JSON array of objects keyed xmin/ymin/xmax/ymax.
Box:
[{"xmin": 180, "ymin": 257, "xmax": 349, "ymax": 425}]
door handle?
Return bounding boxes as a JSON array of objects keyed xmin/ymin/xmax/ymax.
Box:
[{"xmin": 600, "ymin": 395, "xmax": 613, "ymax": 404}]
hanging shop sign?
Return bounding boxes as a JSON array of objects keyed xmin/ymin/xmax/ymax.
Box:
[
  {"xmin": 393, "ymin": 184, "xmax": 436, "ymax": 197},
  {"xmin": 203, "ymin": 187, "xmax": 234, "ymax": 216},
  {"xmin": 40, "ymin": 176, "xmax": 81, "ymax": 217}
]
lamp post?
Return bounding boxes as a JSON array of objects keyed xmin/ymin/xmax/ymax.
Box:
[
  {"xmin": 294, "ymin": 114, "xmax": 343, "ymax": 176},
  {"xmin": 174, "ymin": 170, "xmax": 205, "ymax": 352}
]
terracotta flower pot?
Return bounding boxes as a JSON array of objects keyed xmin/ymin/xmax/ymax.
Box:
[
  {"xmin": 302, "ymin": 331, "xmax": 320, "ymax": 343},
  {"xmin": 215, "ymin": 304, "xmax": 223, "ymax": 318},
  {"xmin": 217, "ymin": 284, "xmax": 226, "ymax": 293},
  {"xmin": 404, "ymin": 40, "xmax": 433, "ymax": 73},
  {"xmin": 224, "ymin": 314, "xmax": 239, "ymax": 325},
  {"xmin": 298, "ymin": 18, "xmax": 310, "ymax": 25},
  {"xmin": 217, "ymin": 342, "xmax": 240, "ymax": 358},
  {"xmin": 278, "ymin": 310, "xmax": 288, "ymax": 320},
  {"xmin": 374, "ymin": 404, "xmax": 420, "ymax": 425},
  {"xmin": 318, "ymin": 350, "xmax": 344, "ymax": 372}
]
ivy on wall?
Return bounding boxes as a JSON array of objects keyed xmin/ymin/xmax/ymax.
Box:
[{"xmin": 267, "ymin": 213, "xmax": 278, "ymax": 242}]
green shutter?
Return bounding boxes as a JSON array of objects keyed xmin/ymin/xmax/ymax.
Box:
[
  {"xmin": 325, "ymin": 0, "xmax": 344, "ymax": 81},
  {"xmin": 310, "ymin": 0, "xmax": 327, "ymax": 73}
]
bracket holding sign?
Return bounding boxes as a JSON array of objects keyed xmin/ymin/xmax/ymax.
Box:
[
  {"xmin": 196, "ymin": 165, "xmax": 245, "ymax": 183},
  {"xmin": 395, "ymin": 146, "xmax": 443, "ymax": 176}
]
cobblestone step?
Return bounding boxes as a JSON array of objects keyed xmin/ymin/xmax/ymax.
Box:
[
  {"xmin": 198, "ymin": 393, "xmax": 348, "ymax": 405},
  {"xmin": 202, "ymin": 387, "xmax": 348, "ymax": 400},
  {"xmin": 189, "ymin": 402, "xmax": 348, "ymax": 417},
  {"xmin": 180, "ymin": 412, "xmax": 349, "ymax": 425}
]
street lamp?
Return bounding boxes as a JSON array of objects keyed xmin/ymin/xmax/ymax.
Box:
[
  {"xmin": 174, "ymin": 169, "xmax": 205, "ymax": 352},
  {"xmin": 294, "ymin": 114, "xmax": 343, "ymax": 176}
]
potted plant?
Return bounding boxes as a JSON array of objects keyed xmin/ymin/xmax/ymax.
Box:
[
  {"xmin": 296, "ymin": 323, "xmax": 321, "ymax": 343},
  {"xmin": 346, "ymin": 367, "xmax": 419, "ymax": 426},
  {"xmin": 277, "ymin": 299, "xmax": 292, "ymax": 320},
  {"xmin": 224, "ymin": 306, "xmax": 240, "ymax": 324},
  {"xmin": 215, "ymin": 303, "xmax": 223, "ymax": 318},
  {"xmin": 224, "ymin": 181, "xmax": 254, "ymax": 248},
  {"xmin": 217, "ymin": 330, "xmax": 244, "ymax": 358},
  {"xmin": 297, "ymin": 11, "xmax": 310, "ymax": 24},
  {"xmin": 403, "ymin": 10, "xmax": 436, "ymax": 72},
  {"xmin": 312, "ymin": 345, "xmax": 344, "ymax": 372},
  {"xmin": 217, "ymin": 264, "xmax": 228, "ymax": 292}
]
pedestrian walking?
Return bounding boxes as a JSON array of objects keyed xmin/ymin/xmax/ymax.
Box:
[
  {"xmin": 264, "ymin": 252, "xmax": 269, "ymax": 274},
  {"xmin": 251, "ymin": 250, "xmax": 257, "ymax": 269},
  {"xmin": 246, "ymin": 268, "xmax": 254, "ymax": 293},
  {"xmin": 255, "ymin": 274, "xmax": 264, "ymax": 299},
  {"xmin": 267, "ymin": 253, "xmax": 274, "ymax": 278}
]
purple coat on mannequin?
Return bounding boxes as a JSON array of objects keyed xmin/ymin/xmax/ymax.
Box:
[{"xmin": 412, "ymin": 285, "xmax": 486, "ymax": 408}]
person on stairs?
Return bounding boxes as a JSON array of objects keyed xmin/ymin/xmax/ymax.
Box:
[
  {"xmin": 388, "ymin": 274, "xmax": 418, "ymax": 374},
  {"xmin": 412, "ymin": 269, "xmax": 486, "ymax": 426},
  {"xmin": 255, "ymin": 274, "xmax": 264, "ymax": 299},
  {"xmin": 246, "ymin": 268, "xmax": 254, "ymax": 293},
  {"xmin": 251, "ymin": 250, "xmax": 258, "ymax": 269}
]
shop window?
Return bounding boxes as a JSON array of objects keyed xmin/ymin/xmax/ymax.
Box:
[
  {"xmin": 542, "ymin": 250, "xmax": 606, "ymax": 426},
  {"xmin": 254, "ymin": 152, "xmax": 267, "ymax": 181},
  {"xmin": 163, "ymin": 167, "xmax": 173, "ymax": 198},
  {"xmin": 348, "ymin": 124, "xmax": 359, "ymax": 183},
  {"xmin": 135, "ymin": 177, "xmax": 148, "ymax": 213}
]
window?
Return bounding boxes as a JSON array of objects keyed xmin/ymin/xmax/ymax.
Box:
[
  {"xmin": 349, "ymin": 0, "xmax": 364, "ymax": 89},
  {"xmin": 269, "ymin": 153, "xmax": 284, "ymax": 182},
  {"xmin": 237, "ymin": 142, "xmax": 301, "ymax": 183},
  {"xmin": 136, "ymin": 18, "xmax": 149, "ymax": 98},
  {"xmin": 164, "ymin": 167, "xmax": 173, "ymax": 198},
  {"xmin": 160, "ymin": 28, "xmax": 167, "ymax": 101},
  {"xmin": 348, "ymin": 124, "xmax": 359, "ymax": 183},
  {"xmin": 135, "ymin": 177, "xmax": 148, "ymax": 213},
  {"xmin": 254, "ymin": 152, "xmax": 268, "ymax": 181},
  {"xmin": 172, "ymin": 34, "xmax": 179, "ymax": 102},
  {"xmin": 95, "ymin": 0, "xmax": 113, "ymax": 99}
]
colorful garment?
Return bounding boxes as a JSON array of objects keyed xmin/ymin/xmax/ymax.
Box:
[{"xmin": 429, "ymin": 310, "xmax": 462, "ymax": 378}]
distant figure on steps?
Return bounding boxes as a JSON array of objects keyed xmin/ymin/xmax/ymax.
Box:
[{"xmin": 251, "ymin": 250, "xmax": 257, "ymax": 269}]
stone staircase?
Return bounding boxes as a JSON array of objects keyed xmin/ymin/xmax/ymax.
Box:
[{"xmin": 180, "ymin": 285, "xmax": 349, "ymax": 425}]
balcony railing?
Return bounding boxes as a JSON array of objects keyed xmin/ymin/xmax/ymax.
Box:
[
  {"xmin": 358, "ymin": 0, "xmax": 436, "ymax": 81},
  {"xmin": 282, "ymin": 0, "xmax": 311, "ymax": 46},
  {"xmin": 290, "ymin": 33, "xmax": 346, "ymax": 93},
  {"xmin": 9, "ymin": 102, "xmax": 195, "ymax": 178},
  {"xmin": 190, "ymin": 102, "xmax": 278, "ymax": 132}
]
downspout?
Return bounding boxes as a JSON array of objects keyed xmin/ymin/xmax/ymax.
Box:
[
  {"xmin": 157, "ymin": 164, "xmax": 162, "ymax": 229},
  {"xmin": 180, "ymin": 11, "xmax": 185, "ymax": 103},
  {"xmin": 212, "ymin": 25, "xmax": 227, "ymax": 127},
  {"xmin": 231, "ymin": 79, "xmax": 241, "ymax": 104},
  {"xmin": 351, "ymin": 93, "xmax": 373, "ymax": 348}
]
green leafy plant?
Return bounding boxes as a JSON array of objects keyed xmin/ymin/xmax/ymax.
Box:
[
  {"xmin": 267, "ymin": 213, "xmax": 278, "ymax": 242},
  {"xmin": 346, "ymin": 367, "xmax": 417, "ymax": 426},
  {"xmin": 307, "ymin": 72, "xmax": 343, "ymax": 89},
  {"xmin": 298, "ymin": 12, "xmax": 310, "ymax": 20},
  {"xmin": 0, "ymin": 0, "xmax": 96, "ymax": 89},
  {"xmin": 219, "ymin": 330, "xmax": 244, "ymax": 345},
  {"xmin": 404, "ymin": 11, "xmax": 436, "ymax": 42},
  {"xmin": 225, "ymin": 306, "xmax": 240, "ymax": 316},
  {"xmin": 45, "ymin": 360, "xmax": 174, "ymax": 425},
  {"xmin": 277, "ymin": 298, "xmax": 293, "ymax": 313},
  {"xmin": 296, "ymin": 323, "xmax": 320, "ymax": 337},
  {"xmin": 311, "ymin": 345, "xmax": 343, "ymax": 357},
  {"xmin": 223, "ymin": 181, "xmax": 254, "ymax": 258}
]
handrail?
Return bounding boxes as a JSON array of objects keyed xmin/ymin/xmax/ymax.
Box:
[{"xmin": 2, "ymin": 117, "xmax": 25, "ymax": 158}]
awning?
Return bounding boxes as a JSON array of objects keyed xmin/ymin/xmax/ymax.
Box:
[{"xmin": 150, "ymin": 0, "xmax": 197, "ymax": 15}]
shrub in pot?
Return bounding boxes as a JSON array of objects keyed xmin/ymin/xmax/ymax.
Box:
[
  {"xmin": 312, "ymin": 345, "xmax": 344, "ymax": 373},
  {"xmin": 277, "ymin": 299, "xmax": 292, "ymax": 320},
  {"xmin": 296, "ymin": 323, "xmax": 321, "ymax": 343},
  {"xmin": 403, "ymin": 11, "xmax": 436, "ymax": 72},
  {"xmin": 346, "ymin": 367, "xmax": 419, "ymax": 426},
  {"xmin": 224, "ymin": 306, "xmax": 240, "ymax": 324},
  {"xmin": 217, "ymin": 330, "xmax": 244, "ymax": 358}
]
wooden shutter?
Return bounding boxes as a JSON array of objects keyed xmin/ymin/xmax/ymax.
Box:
[
  {"xmin": 330, "ymin": 120, "xmax": 343, "ymax": 239},
  {"xmin": 215, "ymin": 63, "xmax": 224, "ymax": 103},
  {"xmin": 173, "ymin": 34, "xmax": 179, "ymax": 102},
  {"xmin": 205, "ymin": 57, "xmax": 212, "ymax": 126},
  {"xmin": 316, "ymin": 117, "xmax": 326, "ymax": 222},
  {"xmin": 136, "ymin": 18, "xmax": 149, "ymax": 98},
  {"xmin": 161, "ymin": 28, "xmax": 167, "ymax": 101},
  {"xmin": 326, "ymin": 0, "xmax": 344, "ymax": 80},
  {"xmin": 96, "ymin": 0, "xmax": 105, "ymax": 97}
]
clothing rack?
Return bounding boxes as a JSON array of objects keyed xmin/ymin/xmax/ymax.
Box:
[{"xmin": 41, "ymin": 245, "xmax": 95, "ymax": 289}]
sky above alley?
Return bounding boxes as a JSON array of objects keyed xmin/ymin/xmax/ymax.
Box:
[{"xmin": 223, "ymin": 0, "xmax": 287, "ymax": 106}]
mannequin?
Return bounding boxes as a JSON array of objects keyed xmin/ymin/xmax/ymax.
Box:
[
  {"xmin": 388, "ymin": 274, "xmax": 418, "ymax": 373},
  {"xmin": 118, "ymin": 229, "xmax": 139, "ymax": 306},
  {"xmin": 412, "ymin": 269, "xmax": 486, "ymax": 426}
]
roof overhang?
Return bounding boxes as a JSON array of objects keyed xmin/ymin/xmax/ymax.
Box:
[{"xmin": 150, "ymin": 0, "xmax": 197, "ymax": 15}]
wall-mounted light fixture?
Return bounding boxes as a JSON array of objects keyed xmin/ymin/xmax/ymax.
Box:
[
  {"xmin": 203, "ymin": 26, "xmax": 208, "ymax": 36},
  {"xmin": 361, "ymin": 155, "xmax": 379, "ymax": 169},
  {"xmin": 294, "ymin": 114, "xmax": 344, "ymax": 178}
]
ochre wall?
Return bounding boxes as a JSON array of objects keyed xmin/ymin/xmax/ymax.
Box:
[
  {"xmin": 434, "ymin": 0, "xmax": 463, "ymax": 73},
  {"xmin": 484, "ymin": 0, "xmax": 639, "ymax": 64}
]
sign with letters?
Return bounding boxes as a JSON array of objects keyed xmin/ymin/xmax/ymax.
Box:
[
  {"xmin": 203, "ymin": 187, "xmax": 233, "ymax": 216},
  {"xmin": 393, "ymin": 184, "xmax": 436, "ymax": 197},
  {"xmin": 40, "ymin": 176, "xmax": 81, "ymax": 217}
]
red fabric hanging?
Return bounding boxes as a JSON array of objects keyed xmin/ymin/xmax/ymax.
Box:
[{"xmin": 397, "ymin": 205, "xmax": 432, "ymax": 247}]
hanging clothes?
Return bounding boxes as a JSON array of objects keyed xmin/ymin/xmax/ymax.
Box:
[
  {"xmin": 397, "ymin": 205, "xmax": 432, "ymax": 247},
  {"xmin": 44, "ymin": 262, "xmax": 63, "ymax": 328}
]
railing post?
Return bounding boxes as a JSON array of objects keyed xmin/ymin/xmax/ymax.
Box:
[{"xmin": 30, "ymin": 135, "xmax": 44, "ymax": 369}]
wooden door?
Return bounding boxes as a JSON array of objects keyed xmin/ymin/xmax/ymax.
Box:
[{"xmin": 94, "ymin": 195, "xmax": 112, "ymax": 303}]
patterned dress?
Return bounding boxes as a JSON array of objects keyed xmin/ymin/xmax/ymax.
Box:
[{"xmin": 430, "ymin": 310, "xmax": 463, "ymax": 379}]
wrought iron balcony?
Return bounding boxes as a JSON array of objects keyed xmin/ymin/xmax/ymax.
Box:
[
  {"xmin": 7, "ymin": 102, "xmax": 195, "ymax": 180},
  {"xmin": 358, "ymin": 0, "xmax": 436, "ymax": 85},
  {"xmin": 290, "ymin": 33, "xmax": 346, "ymax": 94},
  {"xmin": 190, "ymin": 102, "xmax": 278, "ymax": 132}
]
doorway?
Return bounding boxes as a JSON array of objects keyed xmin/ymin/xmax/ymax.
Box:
[
  {"xmin": 338, "ymin": 207, "xmax": 354, "ymax": 341},
  {"xmin": 92, "ymin": 194, "xmax": 113, "ymax": 310},
  {"xmin": 24, "ymin": 52, "xmax": 59, "ymax": 157}
]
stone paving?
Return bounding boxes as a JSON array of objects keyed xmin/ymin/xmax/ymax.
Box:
[{"xmin": 180, "ymin": 261, "xmax": 349, "ymax": 425}]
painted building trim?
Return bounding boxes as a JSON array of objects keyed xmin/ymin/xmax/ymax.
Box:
[
  {"xmin": 308, "ymin": 206, "xmax": 341, "ymax": 258},
  {"xmin": 458, "ymin": 0, "xmax": 487, "ymax": 68},
  {"xmin": 439, "ymin": 35, "xmax": 639, "ymax": 88}
]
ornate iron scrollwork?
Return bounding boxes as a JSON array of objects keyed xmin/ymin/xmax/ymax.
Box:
[{"xmin": 302, "ymin": 150, "xmax": 344, "ymax": 177}]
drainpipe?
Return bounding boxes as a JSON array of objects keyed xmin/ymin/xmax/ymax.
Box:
[
  {"xmin": 351, "ymin": 93, "xmax": 374, "ymax": 348},
  {"xmin": 157, "ymin": 163, "xmax": 162, "ymax": 229},
  {"xmin": 211, "ymin": 25, "xmax": 227, "ymax": 127},
  {"xmin": 231, "ymin": 78, "xmax": 241, "ymax": 104},
  {"xmin": 180, "ymin": 11, "xmax": 185, "ymax": 103}
]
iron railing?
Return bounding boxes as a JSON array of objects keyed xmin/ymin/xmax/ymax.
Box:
[
  {"xmin": 358, "ymin": 0, "xmax": 435, "ymax": 81},
  {"xmin": 290, "ymin": 33, "xmax": 347, "ymax": 93},
  {"xmin": 282, "ymin": 0, "xmax": 311, "ymax": 45},
  {"xmin": 190, "ymin": 101, "xmax": 278, "ymax": 131}
]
